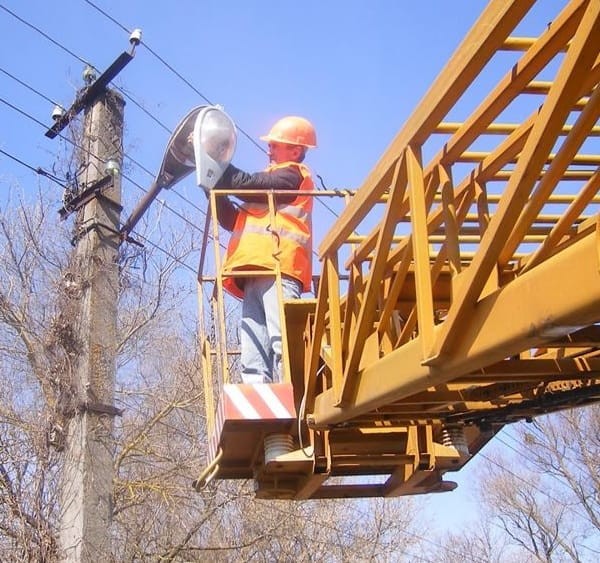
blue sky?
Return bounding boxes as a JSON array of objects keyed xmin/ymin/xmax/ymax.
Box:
[
  {"xmin": 0, "ymin": 0, "xmax": 575, "ymax": 253},
  {"xmin": 1, "ymin": 1, "xmax": 495, "ymax": 199},
  {"xmin": 0, "ymin": 0, "xmax": 576, "ymax": 536}
]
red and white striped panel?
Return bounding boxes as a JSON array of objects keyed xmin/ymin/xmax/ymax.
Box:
[
  {"xmin": 208, "ymin": 383, "xmax": 296, "ymax": 459},
  {"xmin": 221, "ymin": 383, "xmax": 296, "ymax": 420}
]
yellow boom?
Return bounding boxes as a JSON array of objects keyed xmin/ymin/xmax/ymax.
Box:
[{"xmin": 197, "ymin": 0, "xmax": 600, "ymax": 500}]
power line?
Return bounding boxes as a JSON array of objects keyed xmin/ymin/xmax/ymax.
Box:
[
  {"xmin": 0, "ymin": 14, "xmax": 170, "ymax": 136},
  {"xmin": 0, "ymin": 90, "xmax": 224, "ymax": 261},
  {"xmin": 0, "ymin": 95, "xmax": 52, "ymax": 131},
  {"xmin": 2, "ymin": 1, "xmax": 345, "ymax": 232},
  {"xmin": 117, "ymin": 85, "xmax": 171, "ymax": 134},
  {"xmin": 0, "ymin": 145, "xmax": 204, "ymax": 280},
  {"xmin": 1, "ymin": 0, "xmax": 347, "ymax": 269},
  {"xmin": 0, "ymin": 85, "xmax": 326, "ymax": 266},
  {"xmin": 0, "ymin": 67, "xmax": 61, "ymax": 108},
  {"xmin": 0, "ymin": 4, "xmax": 94, "ymax": 70},
  {"xmin": 0, "ymin": 93, "xmax": 209, "ymax": 243},
  {"xmin": 0, "ymin": 25, "xmax": 216, "ymax": 231},
  {"xmin": 79, "ymin": 0, "xmax": 346, "ymax": 224},
  {"xmin": 0, "ymin": 71, "xmax": 210, "ymax": 236},
  {"xmin": 128, "ymin": 230, "xmax": 199, "ymax": 276},
  {"xmin": 81, "ymin": 0, "xmax": 265, "ymax": 156},
  {"xmin": 0, "ymin": 147, "xmax": 67, "ymax": 188}
]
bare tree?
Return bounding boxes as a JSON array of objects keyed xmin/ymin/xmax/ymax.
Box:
[
  {"xmin": 0, "ymin": 184, "xmax": 428, "ymax": 562},
  {"xmin": 431, "ymin": 407, "xmax": 600, "ymax": 563},
  {"xmin": 0, "ymin": 186, "xmax": 70, "ymax": 561}
]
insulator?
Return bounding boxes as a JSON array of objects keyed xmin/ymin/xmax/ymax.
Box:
[
  {"xmin": 82, "ymin": 65, "xmax": 97, "ymax": 84},
  {"xmin": 441, "ymin": 425, "xmax": 470, "ymax": 456},
  {"xmin": 105, "ymin": 159, "xmax": 120, "ymax": 176},
  {"xmin": 51, "ymin": 105, "xmax": 65, "ymax": 121},
  {"xmin": 264, "ymin": 433, "xmax": 294, "ymax": 464},
  {"xmin": 129, "ymin": 28, "xmax": 142, "ymax": 46}
]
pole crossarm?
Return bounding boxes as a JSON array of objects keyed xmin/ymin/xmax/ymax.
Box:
[{"xmin": 45, "ymin": 51, "xmax": 134, "ymax": 139}]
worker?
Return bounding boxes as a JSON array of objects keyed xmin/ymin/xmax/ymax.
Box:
[{"xmin": 213, "ymin": 116, "xmax": 317, "ymax": 385}]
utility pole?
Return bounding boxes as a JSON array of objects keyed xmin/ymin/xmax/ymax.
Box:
[
  {"xmin": 58, "ymin": 88, "xmax": 124, "ymax": 562},
  {"xmin": 44, "ymin": 37, "xmax": 138, "ymax": 561}
]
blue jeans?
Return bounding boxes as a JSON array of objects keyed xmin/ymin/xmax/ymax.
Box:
[{"xmin": 240, "ymin": 276, "xmax": 302, "ymax": 384}]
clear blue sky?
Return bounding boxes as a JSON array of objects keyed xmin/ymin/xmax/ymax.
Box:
[
  {"xmin": 0, "ymin": 0, "xmax": 572, "ymax": 536},
  {"xmin": 1, "ymin": 0, "xmax": 497, "ymax": 197}
]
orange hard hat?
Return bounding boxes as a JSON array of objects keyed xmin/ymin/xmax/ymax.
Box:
[{"xmin": 260, "ymin": 116, "xmax": 317, "ymax": 148}]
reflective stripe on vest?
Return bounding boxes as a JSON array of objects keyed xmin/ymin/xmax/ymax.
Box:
[{"xmin": 222, "ymin": 162, "xmax": 313, "ymax": 298}]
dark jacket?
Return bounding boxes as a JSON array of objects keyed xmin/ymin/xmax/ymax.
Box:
[{"xmin": 213, "ymin": 163, "xmax": 303, "ymax": 231}]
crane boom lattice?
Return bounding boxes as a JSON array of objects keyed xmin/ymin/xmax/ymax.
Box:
[{"xmin": 197, "ymin": 0, "xmax": 600, "ymax": 500}]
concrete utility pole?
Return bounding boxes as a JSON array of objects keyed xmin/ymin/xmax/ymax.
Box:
[{"xmin": 58, "ymin": 89, "xmax": 124, "ymax": 562}]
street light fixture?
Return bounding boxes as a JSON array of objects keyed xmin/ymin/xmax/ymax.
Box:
[{"xmin": 121, "ymin": 105, "xmax": 237, "ymax": 239}]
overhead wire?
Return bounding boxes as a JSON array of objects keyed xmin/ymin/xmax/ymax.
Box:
[
  {"xmin": 0, "ymin": 4, "xmax": 93, "ymax": 69},
  {"xmin": 0, "ymin": 144, "xmax": 199, "ymax": 285},
  {"xmin": 0, "ymin": 64, "xmax": 327, "ymax": 267},
  {"xmin": 80, "ymin": 0, "xmax": 348, "ymax": 224},
  {"xmin": 117, "ymin": 86, "xmax": 171, "ymax": 134},
  {"xmin": 0, "ymin": 147, "xmax": 67, "ymax": 189},
  {"xmin": 0, "ymin": 5, "xmax": 204, "ymax": 221},
  {"xmin": 0, "ymin": 145, "xmax": 204, "ymax": 280},
  {"xmin": 0, "ymin": 95, "xmax": 53, "ymax": 131},
  {"xmin": 0, "ymin": 70, "xmax": 233, "ymax": 290},
  {"xmin": 2, "ymin": 0, "xmax": 346, "ymax": 246},
  {"xmin": 0, "ymin": 62, "xmax": 209, "ymax": 239},
  {"xmin": 0, "ymin": 139, "xmax": 206, "ymax": 276},
  {"xmin": 0, "ymin": 88, "xmax": 221, "ymax": 268},
  {"xmin": 0, "ymin": 67, "xmax": 62, "ymax": 108},
  {"xmin": 81, "ymin": 0, "xmax": 267, "ymax": 156},
  {"xmin": 127, "ymin": 231, "xmax": 199, "ymax": 276},
  {"xmin": 5, "ymin": 5, "xmax": 597, "ymax": 559},
  {"xmin": 0, "ymin": 6, "xmax": 170, "ymax": 136}
]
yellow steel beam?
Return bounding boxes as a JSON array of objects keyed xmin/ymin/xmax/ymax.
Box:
[
  {"xmin": 304, "ymin": 264, "xmax": 330, "ymax": 413},
  {"xmin": 430, "ymin": 3, "xmax": 600, "ymax": 363},
  {"xmin": 309, "ymin": 228, "xmax": 600, "ymax": 427},
  {"xmin": 465, "ymin": 357, "xmax": 600, "ymax": 380},
  {"xmin": 501, "ymin": 84, "xmax": 600, "ymax": 264},
  {"xmin": 435, "ymin": 122, "xmax": 600, "ymax": 136},
  {"xmin": 325, "ymin": 256, "xmax": 344, "ymax": 399},
  {"xmin": 522, "ymin": 172, "xmax": 600, "ymax": 271},
  {"xmin": 438, "ymin": 0, "xmax": 588, "ymax": 167},
  {"xmin": 344, "ymin": 0, "xmax": 589, "ymax": 273},
  {"xmin": 338, "ymin": 154, "xmax": 408, "ymax": 405},
  {"xmin": 406, "ymin": 145, "xmax": 435, "ymax": 357},
  {"xmin": 318, "ymin": 0, "xmax": 535, "ymax": 257}
]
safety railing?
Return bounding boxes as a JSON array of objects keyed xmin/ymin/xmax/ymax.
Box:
[{"xmin": 197, "ymin": 188, "xmax": 353, "ymax": 453}]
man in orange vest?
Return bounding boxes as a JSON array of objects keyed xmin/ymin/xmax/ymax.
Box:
[{"xmin": 214, "ymin": 116, "xmax": 317, "ymax": 384}]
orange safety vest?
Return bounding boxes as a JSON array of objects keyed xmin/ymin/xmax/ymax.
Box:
[{"xmin": 222, "ymin": 161, "xmax": 313, "ymax": 299}]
